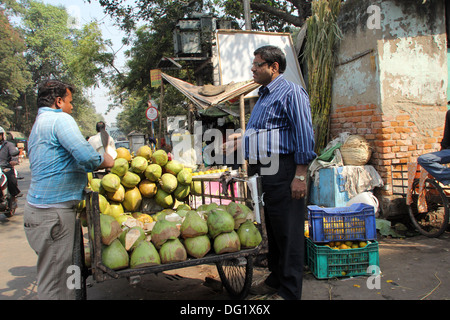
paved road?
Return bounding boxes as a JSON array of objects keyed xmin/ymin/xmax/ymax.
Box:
[{"xmin": 1, "ymin": 159, "xmax": 449, "ymax": 301}]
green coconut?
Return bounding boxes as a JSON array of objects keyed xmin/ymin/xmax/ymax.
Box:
[
  {"xmin": 180, "ymin": 211, "xmax": 208, "ymax": 239},
  {"xmin": 121, "ymin": 171, "xmax": 141, "ymax": 189},
  {"xmin": 151, "ymin": 219, "xmax": 180, "ymax": 249},
  {"xmin": 159, "ymin": 173, "xmax": 178, "ymax": 193},
  {"xmin": 213, "ymin": 230, "xmax": 241, "ymax": 254},
  {"xmin": 184, "ymin": 235, "xmax": 211, "ymax": 259},
  {"xmin": 159, "ymin": 239, "xmax": 187, "ymax": 264},
  {"xmin": 177, "ymin": 203, "xmax": 191, "ymax": 211},
  {"xmin": 155, "ymin": 189, "xmax": 174, "ymax": 209},
  {"xmin": 130, "ymin": 156, "xmax": 148, "ymax": 174},
  {"xmin": 164, "ymin": 160, "xmax": 184, "ymax": 175},
  {"xmin": 111, "ymin": 158, "xmax": 129, "ymax": 177},
  {"xmin": 207, "ymin": 209, "xmax": 234, "ymax": 239},
  {"xmin": 144, "ymin": 164, "xmax": 162, "ymax": 182},
  {"xmin": 138, "ymin": 179, "xmax": 157, "ymax": 198},
  {"xmin": 90, "ymin": 178, "xmax": 102, "ymax": 192},
  {"xmin": 101, "ymin": 239, "xmax": 129, "ymax": 270},
  {"xmin": 97, "ymin": 194, "xmax": 111, "ymax": 214},
  {"xmin": 227, "ymin": 202, "xmax": 252, "ymax": 229},
  {"xmin": 177, "ymin": 169, "xmax": 192, "ymax": 185},
  {"xmin": 122, "ymin": 226, "xmax": 146, "ymax": 251},
  {"xmin": 106, "ymin": 184, "xmax": 125, "ymax": 202},
  {"xmin": 173, "ymin": 184, "xmax": 190, "ymax": 201},
  {"xmin": 151, "ymin": 149, "xmax": 168, "ymax": 167},
  {"xmin": 130, "ymin": 240, "xmax": 161, "ymax": 268},
  {"xmin": 98, "ymin": 213, "xmax": 123, "ymax": 245},
  {"xmin": 136, "ymin": 145, "xmax": 152, "ymax": 160},
  {"xmin": 236, "ymin": 220, "xmax": 262, "ymax": 248},
  {"xmin": 190, "ymin": 180, "xmax": 203, "ymax": 196},
  {"xmin": 122, "ymin": 186, "xmax": 142, "ymax": 212},
  {"xmin": 108, "ymin": 201, "xmax": 124, "ymax": 220},
  {"xmin": 101, "ymin": 173, "xmax": 121, "ymax": 193}
]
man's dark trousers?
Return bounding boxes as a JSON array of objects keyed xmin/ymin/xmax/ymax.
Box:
[{"xmin": 248, "ymin": 154, "xmax": 305, "ymax": 300}]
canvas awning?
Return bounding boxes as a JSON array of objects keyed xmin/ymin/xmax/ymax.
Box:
[{"xmin": 161, "ymin": 72, "xmax": 260, "ymax": 116}]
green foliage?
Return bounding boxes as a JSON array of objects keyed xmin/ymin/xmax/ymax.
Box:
[
  {"xmin": 0, "ymin": 4, "xmax": 32, "ymax": 127},
  {"xmin": 0, "ymin": 0, "xmax": 113, "ymax": 134},
  {"xmin": 303, "ymin": 0, "xmax": 342, "ymax": 154}
]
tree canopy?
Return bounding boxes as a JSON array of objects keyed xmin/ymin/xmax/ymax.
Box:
[
  {"xmin": 88, "ymin": 0, "xmax": 313, "ymax": 136},
  {"xmin": 0, "ymin": 0, "xmax": 114, "ymax": 137}
]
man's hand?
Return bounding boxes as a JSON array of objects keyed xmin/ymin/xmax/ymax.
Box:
[
  {"xmin": 291, "ymin": 178, "xmax": 307, "ymax": 199},
  {"xmin": 98, "ymin": 153, "xmax": 114, "ymax": 169},
  {"xmin": 291, "ymin": 164, "xmax": 308, "ymax": 199}
]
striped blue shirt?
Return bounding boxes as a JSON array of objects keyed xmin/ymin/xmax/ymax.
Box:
[
  {"xmin": 27, "ymin": 107, "xmax": 103, "ymax": 205},
  {"xmin": 244, "ymin": 74, "xmax": 316, "ymax": 165}
]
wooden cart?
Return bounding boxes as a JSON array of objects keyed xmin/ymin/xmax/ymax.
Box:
[{"xmin": 73, "ymin": 174, "xmax": 267, "ymax": 300}]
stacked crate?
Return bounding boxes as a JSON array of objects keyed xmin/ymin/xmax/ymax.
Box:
[{"xmin": 305, "ymin": 203, "xmax": 379, "ymax": 279}]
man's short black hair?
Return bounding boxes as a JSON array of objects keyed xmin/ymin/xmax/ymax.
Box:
[
  {"xmin": 254, "ymin": 45, "xmax": 286, "ymax": 73},
  {"xmin": 37, "ymin": 80, "xmax": 75, "ymax": 108}
]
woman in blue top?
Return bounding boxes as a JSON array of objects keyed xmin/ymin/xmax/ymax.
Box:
[{"xmin": 24, "ymin": 80, "xmax": 114, "ymax": 299}]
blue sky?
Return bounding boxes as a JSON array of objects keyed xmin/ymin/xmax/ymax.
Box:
[{"xmin": 41, "ymin": 0, "xmax": 131, "ymax": 125}]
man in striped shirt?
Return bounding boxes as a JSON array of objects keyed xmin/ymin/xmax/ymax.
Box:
[
  {"xmin": 24, "ymin": 80, "xmax": 114, "ymax": 299},
  {"xmin": 244, "ymin": 45, "xmax": 316, "ymax": 300}
]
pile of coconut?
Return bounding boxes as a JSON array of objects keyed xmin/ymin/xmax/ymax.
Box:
[{"xmin": 94, "ymin": 202, "xmax": 262, "ymax": 270}]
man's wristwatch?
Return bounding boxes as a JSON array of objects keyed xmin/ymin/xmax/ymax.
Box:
[{"xmin": 295, "ymin": 175, "xmax": 306, "ymax": 181}]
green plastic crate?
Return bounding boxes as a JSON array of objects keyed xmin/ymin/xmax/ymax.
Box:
[{"xmin": 306, "ymin": 238, "xmax": 380, "ymax": 279}]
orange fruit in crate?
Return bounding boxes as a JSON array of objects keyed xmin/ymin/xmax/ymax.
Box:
[
  {"xmin": 359, "ymin": 241, "xmax": 367, "ymax": 248},
  {"xmin": 339, "ymin": 244, "xmax": 349, "ymax": 249}
]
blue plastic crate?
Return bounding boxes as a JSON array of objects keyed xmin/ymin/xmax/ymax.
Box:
[
  {"xmin": 306, "ymin": 237, "xmax": 380, "ymax": 279},
  {"xmin": 307, "ymin": 203, "xmax": 376, "ymax": 243}
]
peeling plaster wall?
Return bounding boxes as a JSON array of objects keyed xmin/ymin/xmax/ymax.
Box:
[
  {"xmin": 330, "ymin": 0, "xmax": 448, "ymax": 213},
  {"xmin": 379, "ymin": 1, "xmax": 447, "ymax": 113},
  {"xmin": 333, "ymin": 0, "xmax": 447, "ymax": 112}
]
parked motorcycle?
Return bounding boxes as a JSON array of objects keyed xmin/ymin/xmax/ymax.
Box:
[{"xmin": 0, "ymin": 167, "xmax": 16, "ymax": 218}]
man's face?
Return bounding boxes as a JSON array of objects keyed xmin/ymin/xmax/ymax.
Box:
[
  {"xmin": 0, "ymin": 133, "xmax": 4, "ymax": 142},
  {"xmin": 56, "ymin": 89, "xmax": 73, "ymax": 114},
  {"xmin": 251, "ymin": 54, "xmax": 278, "ymax": 86}
]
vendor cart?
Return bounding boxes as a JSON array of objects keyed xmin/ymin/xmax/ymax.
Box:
[{"xmin": 73, "ymin": 174, "xmax": 267, "ymax": 300}]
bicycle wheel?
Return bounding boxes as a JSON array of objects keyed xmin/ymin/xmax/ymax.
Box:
[
  {"xmin": 408, "ymin": 178, "xmax": 450, "ymax": 238},
  {"xmin": 216, "ymin": 255, "xmax": 253, "ymax": 299}
]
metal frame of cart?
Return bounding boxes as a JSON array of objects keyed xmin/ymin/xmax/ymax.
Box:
[{"xmin": 73, "ymin": 174, "xmax": 268, "ymax": 300}]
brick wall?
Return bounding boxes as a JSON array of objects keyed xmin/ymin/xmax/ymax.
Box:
[{"xmin": 330, "ymin": 104, "xmax": 446, "ymax": 196}]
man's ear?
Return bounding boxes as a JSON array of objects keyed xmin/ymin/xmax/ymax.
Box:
[
  {"xmin": 271, "ymin": 62, "xmax": 280, "ymax": 73},
  {"xmin": 54, "ymin": 96, "xmax": 63, "ymax": 109}
]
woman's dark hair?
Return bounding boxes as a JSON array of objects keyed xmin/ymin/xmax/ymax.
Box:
[
  {"xmin": 254, "ymin": 45, "xmax": 286, "ymax": 73},
  {"xmin": 96, "ymin": 121, "xmax": 106, "ymax": 133},
  {"xmin": 37, "ymin": 80, "xmax": 75, "ymax": 108}
]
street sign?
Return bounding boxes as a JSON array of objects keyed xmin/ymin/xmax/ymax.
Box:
[
  {"xmin": 150, "ymin": 69, "xmax": 162, "ymax": 87},
  {"xmin": 146, "ymin": 106, "xmax": 159, "ymax": 122}
]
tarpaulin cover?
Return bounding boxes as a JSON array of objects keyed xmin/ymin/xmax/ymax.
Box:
[{"xmin": 161, "ymin": 72, "xmax": 260, "ymax": 115}]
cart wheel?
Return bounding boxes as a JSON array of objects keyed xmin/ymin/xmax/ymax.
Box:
[
  {"xmin": 216, "ymin": 255, "xmax": 253, "ymax": 300},
  {"xmin": 408, "ymin": 178, "xmax": 450, "ymax": 238},
  {"xmin": 73, "ymin": 216, "xmax": 88, "ymax": 300}
]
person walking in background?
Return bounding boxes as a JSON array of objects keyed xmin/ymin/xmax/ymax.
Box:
[
  {"xmin": 24, "ymin": 80, "xmax": 114, "ymax": 299},
  {"xmin": 88, "ymin": 121, "xmax": 117, "ymax": 160}
]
